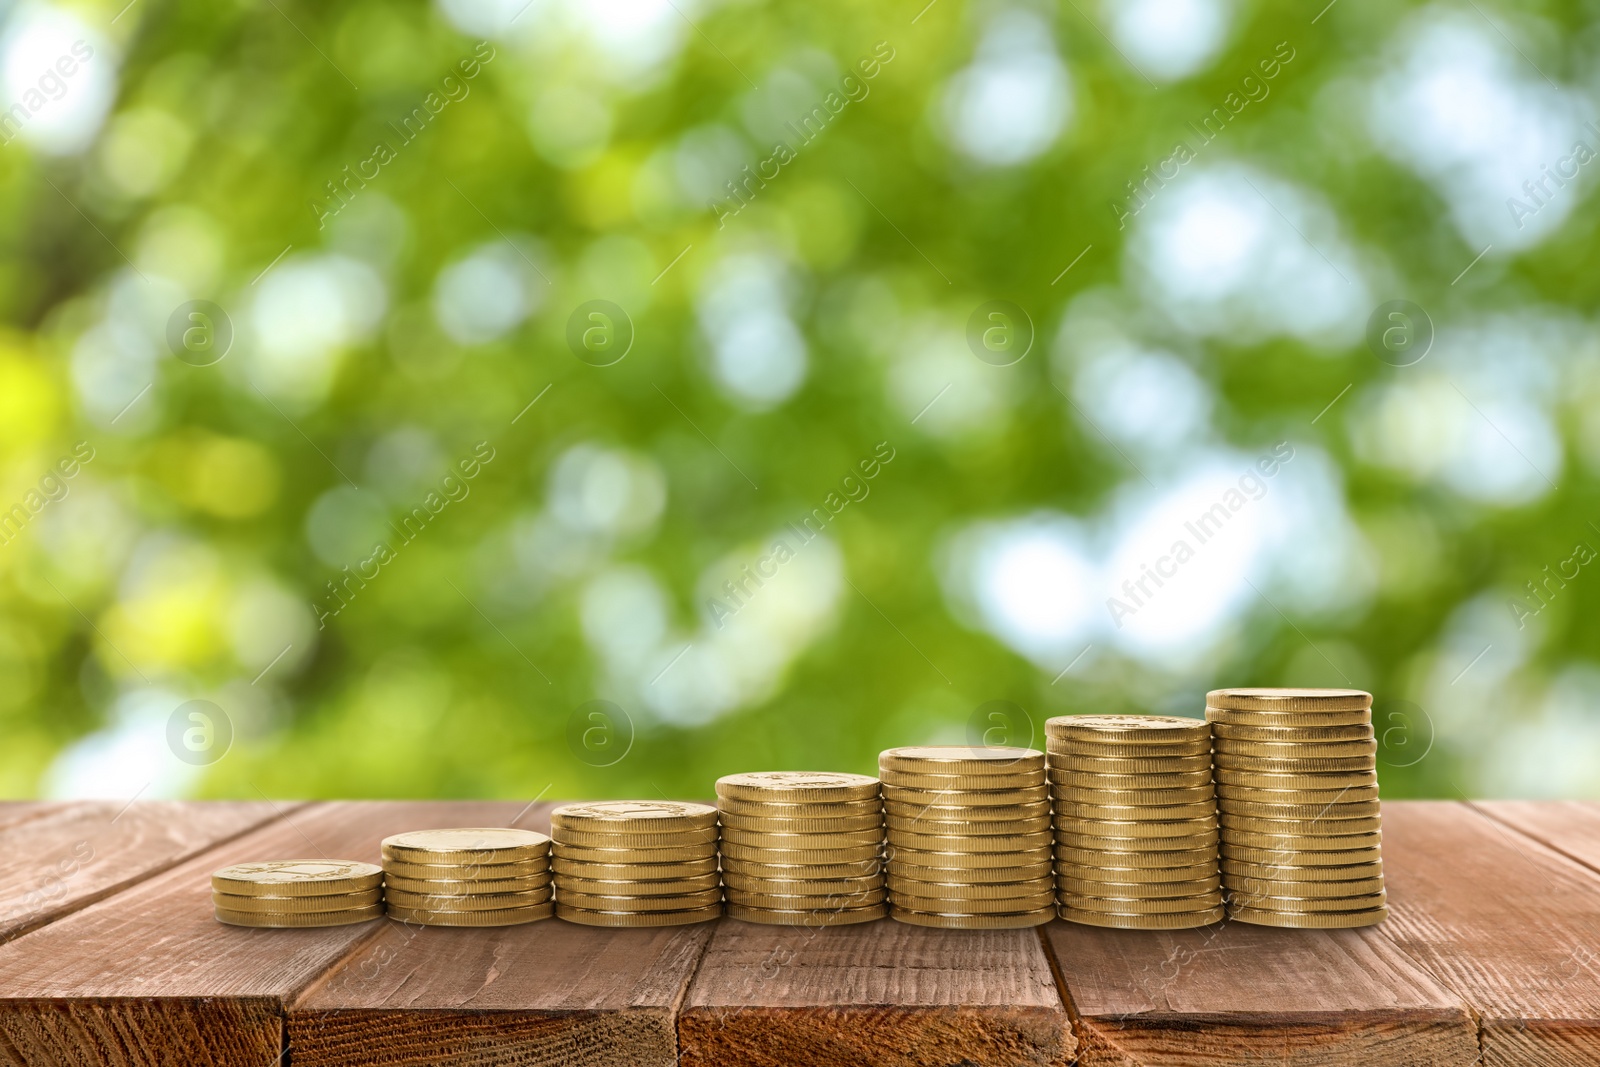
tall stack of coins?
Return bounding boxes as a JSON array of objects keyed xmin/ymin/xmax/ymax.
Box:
[
  {"xmin": 716, "ymin": 771, "xmax": 887, "ymax": 925},
  {"xmin": 1207, "ymin": 688, "xmax": 1386, "ymax": 928},
  {"xmin": 880, "ymin": 746, "xmax": 1054, "ymax": 929},
  {"xmin": 551, "ymin": 801, "xmax": 723, "ymax": 927},
  {"xmin": 382, "ymin": 828, "xmax": 553, "ymax": 926},
  {"xmin": 212, "ymin": 860, "xmax": 383, "ymax": 927},
  {"xmin": 1047, "ymin": 715, "xmax": 1224, "ymax": 929}
]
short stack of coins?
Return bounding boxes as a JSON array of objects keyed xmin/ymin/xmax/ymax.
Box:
[
  {"xmin": 880, "ymin": 746, "xmax": 1054, "ymax": 929},
  {"xmin": 1207, "ymin": 688, "xmax": 1387, "ymax": 928},
  {"xmin": 551, "ymin": 801, "xmax": 722, "ymax": 926},
  {"xmin": 382, "ymin": 828, "xmax": 553, "ymax": 926},
  {"xmin": 1046, "ymin": 715, "xmax": 1225, "ymax": 929},
  {"xmin": 716, "ymin": 771, "xmax": 887, "ymax": 925},
  {"xmin": 212, "ymin": 860, "xmax": 384, "ymax": 927}
]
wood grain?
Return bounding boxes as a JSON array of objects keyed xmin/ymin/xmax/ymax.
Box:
[
  {"xmin": 679, "ymin": 920, "xmax": 1075, "ymax": 1067},
  {"xmin": 1380, "ymin": 800, "xmax": 1600, "ymax": 1066},
  {"xmin": 1476, "ymin": 800, "xmax": 1600, "ymax": 875},
  {"xmin": 290, "ymin": 802, "xmax": 715, "ymax": 1067},
  {"xmin": 0, "ymin": 800, "xmax": 526, "ymax": 1067},
  {"xmin": 0, "ymin": 800, "xmax": 281, "ymax": 944}
]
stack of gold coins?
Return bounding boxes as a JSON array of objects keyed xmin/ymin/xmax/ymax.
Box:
[
  {"xmin": 551, "ymin": 801, "xmax": 722, "ymax": 927},
  {"xmin": 381, "ymin": 828, "xmax": 553, "ymax": 926},
  {"xmin": 880, "ymin": 746, "xmax": 1054, "ymax": 929},
  {"xmin": 1207, "ymin": 688, "xmax": 1386, "ymax": 928},
  {"xmin": 716, "ymin": 771, "xmax": 886, "ymax": 925},
  {"xmin": 1047, "ymin": 715, "xmax": 1224, "ymax": 929},
  {"xmin": 211, "ymin": 860, "xmax": 383, "ymax": 927}
]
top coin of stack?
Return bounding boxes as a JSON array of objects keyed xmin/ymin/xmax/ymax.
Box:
[
  {"xmin": 382, "ymin": 828, "xmax": 552, "ymax": 926},
  {"xmin": 1207, "ymin": 688, "xmax": 1386, "ymax": 928},
  {"xmin": 716, "ymin": 771, "xmax": 886, "ymax": 925},
  {"xmin": 1046, "ymin": 715, "xmax": 1224, "ymax": 930},
  {"xmin": 551, "ymin": 801, "xmax": 723, "ymax": 927},
  {"xmin": 879, "ymin": 746, "xmax": 1055, "ymax": 929},
  {"xmin": 212, "ymin": 860, "xmax": 384, "ymax": 927}
]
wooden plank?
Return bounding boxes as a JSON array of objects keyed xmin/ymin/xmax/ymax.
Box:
[
  {"xmin": 290, "ymin": 802, "xmax": 715, "ymax": 1067},
  {"xmin": 0, "ymin": 804, "xmax": 54, "ymax": 832},
  {"xmin": 0, "ymin": 800, "xmax": 528, "ymax": 1067},
  {"xmin": 678, "ymin": 921, "xmax": 1075, "ymax": 1067},
  {"xmin": 1380, "ymin": 800, "xmax": 1600, "ymax": 1066},
  {"xmin": 0, "ymin": 800, "xmax": 282, "ymax": 944},
  {"xmin": 1476, "ymin": 800, "xmax": 1600, "ymax": 875}
]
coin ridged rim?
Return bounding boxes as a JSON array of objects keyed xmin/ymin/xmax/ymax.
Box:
[
  {"xmin": 384, "ymin": 873, "xmax": 551, "ymax": 895},
  {"xmin": 717, "ymin": 813, "xmax": 883, "ymax": 833},
  {"xmin": 1047, "ymin": 754, "xmax": 1214, "ymax": 775},
  {"xmin": 1057, "ymin": 860, "xmax": 1217, "ymax": 884},
  {"xmin": 1226, "ymin": 888, "xmax": 1387, "ymax": 910},
  {"xmin": 553, "ymin": 842, "xmax": 719, "ymax": 864},
  {"xmin": 884, "ymin": 815, "xmax": 1053, "ymax": 836},
  {"xmin": 1067, "ymin": 891, "xmax": 1225, "ymax": 914},
  {"xmin": 727, "ymin": 902, "xmax": 887, "ymax": 925},
  {"xmin": 551, "ymin": 801, "xmax": 718, "ymax": 828},
  {"xmin": 889, "ymin": 906, "xmax": 1054, "ymax": 928},
  {"xmin": 1226, "ymin": 904, "xmax": 1387, "ymax": 928},
  {"xmin": 1217, "ymin": 799, "xmax": 1383, "ymax": 820},
  {"xmin": 1220, "ymin": 814, "xmax": 1383, "ymax": 835},
  {"xmin": 1207, "ymin": 688, "xmax": 1372, "ymax": 711},
  {"xmin": 212, "ymin": 861, "xmax": 383, "ymax": 896},
  {"xmin": 551, "ymin": 856, "xmax": 717, "ymax": 879},
  {"xmin": 717, "ymin": 797, "xmax": 883, "ymax": 818},
  {"xmin": 723, "ymin": 858, "xmax": 885, "ymax": 879},
  {"xmin": 719, "ymin": 826, "xmax": 884, "ymax": 848},
  {"xmin": 385, "ymin": 887, "xmax": 553, "ymax": 910},
  {"xmin": 554, "ymin": 826, "xmax": 721, "ymax": 849},
  {"xmin": 1221, "ymin": 875, "xmax": 1387, "ymax": 898},
  {"xmin": 1212, "ymin": 722, "xmax": 1376, "ymax": 743},
  {"xmin": 879, "ymin": 746, "xmax": 1044, "ymax": 774},
  {"xmin": 719, "ymin": 841, "xmax": 881, "ymax": 864},
  {"xmin": 1213, "ymin": 739, "xmax": 1377, "ymax": 759},
  {"xmin": 889, "ymin": 890, "xmax": 1055, "ymax": 914},
  {"xmin": 722, "ymin": 873, "xmax": 883, "ymax": 895},
  {"xmin": 556, "ymin": 888, "xmax": 724, "ymax": 912},
  {"xmin": 556, "ymin": 873, "xmax": 721, "ymax": 896},
  {"xmin": 215, "ymin": 904, "xmax": 383, "ymax": 927},
  {"xmin": 732, "ymin": 888, "xmax": 888, "ymax": 909},
  {"xmin": 1058, "ymin": 876, "xmax": 1223, "ymax": 899},
  {"xmin": 1221, "ymin": 830, "xmax": 1382, "ymax": 851},
  {"xmin": 1045, "ymin": 715, "xmax": 1211, "ymax": 741},
  {"xmin": 889, "ymin": 830, "xmax": 1053, "ymax": 853},
  {"xmin": 556, "ymin": 903, "xmax": 722, "ymax": 926},
  {"xmin": 889, "ymin": 861, "xmax": 1053, "ymax": 884},
  {"xmin": 1214, "ymin": 769, "xmax": 1377, "ymax": 789},
  {"xmin": 715, "ymin": 772, "xmax": 880, "ymax": 803},
  {"xmin": 1207, "ymin": 707, "xmax": 1372, "ymax": 727},
  {"xmin": 888, "ymin": 844, "xmax": 1052, "ymax": 868},
  {"xmin": 1060, "ymin": 770, "xmax": 1216, "ymax": 790},
  {"xmin": 1059, "ymin": 905, "xmax": 1224, "ymax": 929},
  {"xmin": 881, "ymin": 784, "xmax": 1050, "ymax": 806},
  {"xmin": 1055, "ymin": 801, "xmax": 1218, "ymax": 822},
  {"xmin": 1215, "ymin": 784, "xmax": 1381, "ymax": 804},
  {"xmin": 389, "ymin": 901, "xmax": 555, "ymax": 926},
  {"xmin": 882, "ymin": 800, "xmax": 1052, "ymax": 821},
  {"xmin": 1052, "ymin": 786, "xmax": 1218, "ymax": 807},
  {"xmin": 878, "ymin": 773, "xmax": 1048, "ymax": 793},
  {"xmin": 1057, "ymin": 829, "xmax": 1220, "ymax": 850},
  {"xmin": 885, "ymin": 876, "xmax": 1056, "ymax": 901},
  {"xmin": 381, "ymin": 829, "xmax": 550, "ymax": 863},
  {"xmin": 1222, "ymin": 844, "xmax": 1383, "ymax": 866},
  {"xmin": 1055, "ymin": 845, "xmax": 1218, "ymax": 869},
  {"xmin": 1223, "ymin": 861, "xmax": 1384, "ymax": 882},
  {"xmin": 212, "ymin": 890, "xmax": 382, "ymax": 913},
  {"xmin": 1213, "ymin": 754, "xmax": 1378, "ymax": 774},
  {"xmin": 1053, "ymin": 817, "xmax": 1219, "ymax": 839},
  {"xmin": 382, "ymin": 857, "xmax": 549, "ymax": 880}
]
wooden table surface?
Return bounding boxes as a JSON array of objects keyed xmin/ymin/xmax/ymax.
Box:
[{"xmin": 0, "ymin": 799, "xmax": 1594, "ymax": 1066}]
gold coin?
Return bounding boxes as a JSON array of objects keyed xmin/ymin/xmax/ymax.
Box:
[
  {"xmin": 717, "ymin": 798, "xmax": 882, "ymax": 820},
  {"xmin": 550, "ymin": 856, "xmax": 717, "ymax": 880},
  {"xmin": 883, "ymin": 799, "xmax": 1051, "ymax": 821},
  {"xmin": 380, "ymin": 828, "xmax": 549, "ymax": 865},
  {"xmin": 1058, "ymin": 876, "xmax": 1222, "ymax": 899},
  {"xmin": 554, "ymin": 826, "xmax": 721, "ymax": 849},
  {"xmin": 212, "ymin": 890, "xmax": 381, "ymax": 913},
  {"xmin": 1057, "ymin": 830, "xmax": 1220, "ymax": 854},
  {"xmin": 388, "ymin": 901, "xmax": 554, "ymax": 926},
  {"xmin": 1213, "ymin": 753, "xmax": 1377, "ymax": 775},
  {"xmin": 1221, "ymin": 830, "xmax": 1382, "ymax": 852},
  {"xmin": 1052, "ymin": 784, "xmax": 1217, "ymax": 807},
  {"xmin": 884, "ymin": 814, "xmax": 1052, "ymax": 836},
  {"xmin": 1207, "ymin": 687, "xmax": 1372, "ymax": 712},
  {"xmin": 551, "ymin": 800, "xmax": 719, "ymax": 830},
  {"xmin": 885, "ymin": 876, "xmax": 1054, "ymax": 902},
  {"xmin": 1067, "ymin": 892, "xmax": 1224, "ymax": 915},
  {"xmin": 723, "ymin": 858, "xmax": 885, "ymax": 880},
  {"xmin": 553, "ymin": 842, "xmax": 719, "ymax": 864},
  {"xmin": 215, "ymin": 903, "xmax": 383, "ymax": 927},
  {"xmin": 878, "ymin": 772, "xmax": 1046, "ymax": 793},
  {"xmin": 889, "ymin": 829, "xmax": 1052, "ymax": 853},
  {"xmin": 556, "ymin": 903, "xmax": 721, "ymax": 927},
  {"xmin": 382, "ymin": 857, "xmax": 549, "ymax": 881},
  {"xmin": 1045, "ymin": 715, "xmax": 1211, "ymax": 744},
  {"xmin": 715, "ymin": 771, "xmax": 880, "ymax": 804},
  {"xmin": 889, "ymin": 906, "xmax": 1054, "ymax": 929},
  {"xmin": 717, "ymin": 811, "xmax": 883, "ymax": 834},
  {"xmin": 212, "ymin": 860, "xmax": 383, "ymax": 897},
  {"xmin": 1048, "ymin": 737, "xmax": 1213, "ymax": 759},
  {"xmin": 1206, "ymin": 707, "xmax": 1371, "ymax": 728},
  {"xmin": 1057, "ymin": 860, "xmax": 1217, "ymax": 884},
  {"xmin": 383, "ymin": 872, "xmax": 550, "ymax": 895},
  {"xmin": 1212, "ymin": 722, "xmax": 1375, "ymax": 743},
  {"xmin": 1055, "ymin": 801, "xmax": 1217, "ymax": 823},
  {"xmin": 1229, "ymin": 890, "xmax": 1387, "ymax": 913},
  {"xmin": 892, "ymin": 861, "xmax": 1054, "ymax": 885},
  {"xmin": 1059, "ymin": 905, "xmax": 1223, "ymax": 929},
  {"xmin": 881, "ymin": 784, "xmax": 1050, "ymax": 807},
  {"xmin": 718, "ymin": 840, "xmax": 881, "ymax": 864},
  {"xmin": 1220, "ymin": 813, "xmax": 1382, "ymax": 836},
  {"xmin": 888, "ymin": 844, "xmax": 1052, "ymax": 869},
  {"xmin": 732, "ymin": 888, "xmax": 888, "ymax": 910},
  {"xmin": 1214, "ymin": 768, "xmax": 1376, "ymax": 791},
  {"xmin": 1222, "ymin": 874, "xmax": 1386, "ymax": 898},
  {"xmin": 1223, "ymin": 859, "xmax": 1384, "ymax": 882},
  {"xmin": 1216, "ymin": 798, "xmax": 1382, "ymax": 820},
  {"xmin": 385, "ymin": 887, "xmax": 552, "ymax": 911},
  {"xmin": 556, "ymin": 873, "xmax": 721, "ymax": 897},
  {"xmin": 1215, "ymin": 782, "xmax": 1381, "ymax": 805},
  {"xmin": 1056, "ymin": 816, "xmax": 1219, "ymax": 840},
  {"xmin": 719, "ymin": 826, "xmax": 883, "ymax": 849},
  {"xmin": 1047, "ymin": 754, "xmax": 1212, "ymax": 775},
  {"xmin": 721, "ymin": 870, "xmax": 880, "ymax": 894},
  {"xmin": 727, "ymin": 902, "xmax": 886, "ymax": 925},
  {"xmin": 1222, "ymin": 844, "xmax": 1382, "ymax": 867},
  {"xmin": 1227, "ymin": 904, "xmax": 1388, "ymax": 928},
  {"xmin": 556, "ymin": 888, "xmax": 723, "ymax": 912},
  {"xmin": 890, "ymin": 889, "xmax": 1055, "ymax": 915},
  {"xmin": 1055, "ymin": 844, "xmax": 1217, "ymax": 869},
  {"xmin": 1214, "ymin": 738, "xmax": 1377, "ymax": 759},
  {"xmin": 879, "ymin": 746, "xmax": 1045, "ymax": 776},
  {"xmin": 1064, "ymin": 769, "xmax": 1215, "ymax": 790}
]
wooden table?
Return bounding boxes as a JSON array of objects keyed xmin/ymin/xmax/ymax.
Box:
[{"xmin": 0, "ymin": 799, "xmax": 1594, "ymax": 1066}]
